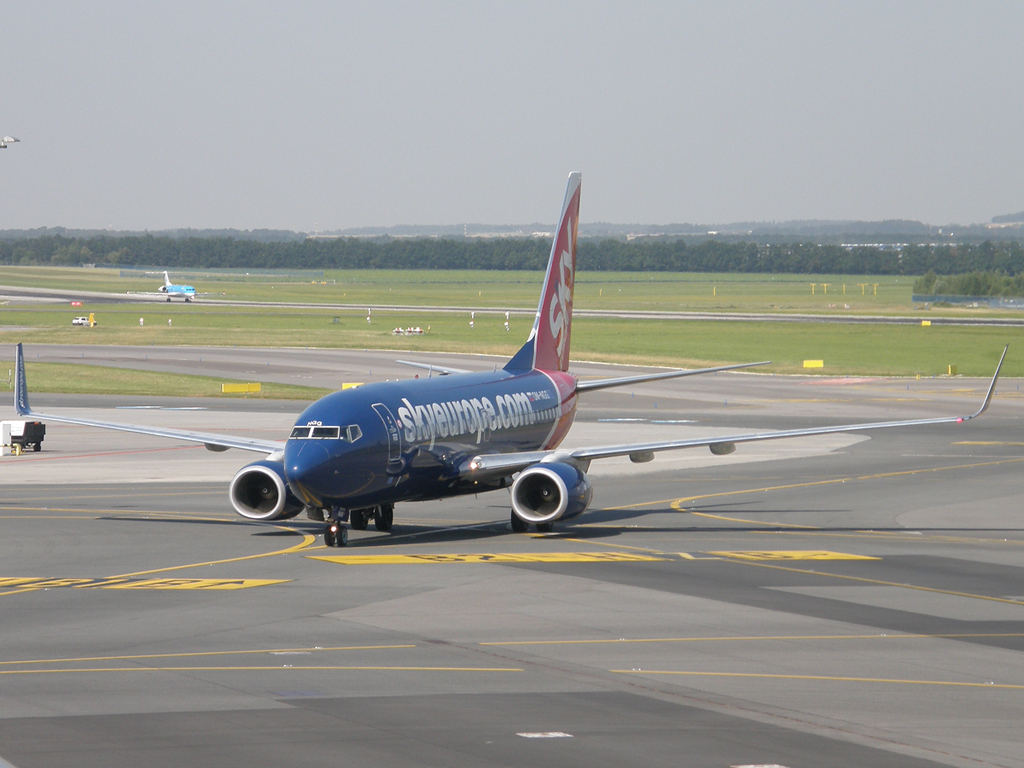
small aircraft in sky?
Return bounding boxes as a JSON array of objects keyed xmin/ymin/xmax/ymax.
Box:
[
  {"xmin": 127, "ymin": 271, "xmax": 201, "ymax": 302},
  {"xmin": 13, "ymin": 173, "xmax": 1007, "ymax": 546},
  {"xmin": 1, "ymin": 136, "xmax": 20, "ymax": 149}
]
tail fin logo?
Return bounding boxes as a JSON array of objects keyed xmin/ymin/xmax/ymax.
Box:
[
  {"xmin": 504, "ymin": 173, "xmax": 581, "ymax": 373},
  {"xmin": 547, "ymin": 219, "xmax": 575, "ymax": 361}
]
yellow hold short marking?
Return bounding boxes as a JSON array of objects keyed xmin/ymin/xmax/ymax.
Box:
[
  {"xmin": 309, "ymin": 552, "xmax": 666, "ymax": 565},
  {"xmin": 706, "ymin": 551, "xmax": 879, "ymax": 561}
]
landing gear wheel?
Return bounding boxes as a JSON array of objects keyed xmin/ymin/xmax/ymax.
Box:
[
  {"xmin": 323, "ymin": 524, "xmax": 348, "ymax": 547},
  {"xmin": 351, "ymin": 509, "xmax": 368, "ymax": 530},
  {"xmin": 374, "ymin": 504, "xmax": 394, "ymax": 532},
  {"xmin": 510, "ymin": 512, "xmax": 528, "ymax": 533},
  {"xmin": 166, "ymin": 296, "xmax": 171, "ymax": 302},
  {"xmin": 536, "ymin": 523, "xmax": 554, "ymax": 533}
]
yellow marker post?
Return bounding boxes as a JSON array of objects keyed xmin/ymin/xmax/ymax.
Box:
[
  {"xmin": 948, "ymin": 365, "xmax": 957, "ymax": 375},
  {"xmin": 803, "ymin": 360, "xmax": 824, "ymax": 369},
  {"xmin": 921, "ymin": 320, "xmax": 931, "ymax": 327},
  {"xmin": 810, "ymin": 283, "xmax": 815, "ymax": 295}
]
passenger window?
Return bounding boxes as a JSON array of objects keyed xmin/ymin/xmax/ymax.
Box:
[
  {"xmin": 289, "ymin": 427, "xmax": 311, "ymax": 439},
  {"xmin": 347, "ymin": 425, "xmax": 362, "ymax": 443},
  {"xmin": 311, "ymin": 426, "xmax": 341, "ymax": 439}
]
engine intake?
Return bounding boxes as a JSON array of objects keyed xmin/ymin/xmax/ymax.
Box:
[
  {"xmin": 510, "ymin": 462, "xmax": 593, "ymax": 525},
  {"xmin": 229, "ymin": 460, "xmax": 305, "ymax": 521}
]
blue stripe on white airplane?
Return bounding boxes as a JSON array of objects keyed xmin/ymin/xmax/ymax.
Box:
[{"xmin": 12, "ymin": 173, "xmax": 1008, "ymax": 548}]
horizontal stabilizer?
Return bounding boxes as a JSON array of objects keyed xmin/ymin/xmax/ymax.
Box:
[
  {"xmin": 395, "ymin": 359, "xmax": 474, "ymax": 376},
  {"xmin": 576, "ymin": 361, "xmax": 771, "ymax": 393}
]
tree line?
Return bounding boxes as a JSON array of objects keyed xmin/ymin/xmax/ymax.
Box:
[
  {"xmin": 914, "ymin": 270, "xmax": 1024, "ymax": 297},
  {"xmin": 2, "ymin": 234, "xmax": 1024, "ymax": 276}
]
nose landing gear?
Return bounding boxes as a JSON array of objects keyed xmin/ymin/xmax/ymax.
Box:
[
  {"xmin": 322, "ymin": 504, "xmax": 396, "ymax": 547},
  {"xmin": 323, "ymin": 522, "xmax": 348, "ymax": 548}
]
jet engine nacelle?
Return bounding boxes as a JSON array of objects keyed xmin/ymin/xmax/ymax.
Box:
[
  {"xmin": 229, "ymin": 460, "xmax": 305, "ymax": 521},
  {"xmin": 510, "ymin": 462, "xmax": 593, "ymax": 525},
  {"xmin": 158, "ymin": 286, "xmax": 167, "ymax": 292}
]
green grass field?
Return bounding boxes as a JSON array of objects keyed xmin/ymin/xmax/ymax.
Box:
[
  {"xmin": 0, "ymin": 264, "xmax": 957, "ymax": 314},
  {"xmin": 0, "ymin": 360, "xmax": 331, "ymax": 400},
  {"xmin": 2, "ymin": 266, "xmax": 1023, "ymax": 397}
]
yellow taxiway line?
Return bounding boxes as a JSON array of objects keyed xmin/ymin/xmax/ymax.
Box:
[
  {"xmin": 611, "ymin": 670, "xmax": 1024, "ymax": 690},
  {"xmin": 0, "ymin": 645, "xmax": 417, "ymax": 667},
  {"xmin": 0, "ymin": 666, "xmax": 522, "ymax": 677},
  {"xmin": 481, "ymin": 632, "xmax": 1024, "ymax": 647}
]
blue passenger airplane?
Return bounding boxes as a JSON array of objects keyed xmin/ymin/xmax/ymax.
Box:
[{"xmin": 14, "ymin": 173, "xmax": 1007, "ymax": 546}]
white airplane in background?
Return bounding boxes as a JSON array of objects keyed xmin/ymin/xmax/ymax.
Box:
[
  {"xmin": 1, "ymin": 136, "xmax": 20, "ymax": 148},
  {"xmin": 128, "ymin": 272, "xmax": 206, "ymax": 302}
]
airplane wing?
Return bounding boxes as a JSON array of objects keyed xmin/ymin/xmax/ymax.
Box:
[
  {"xmin": 461, "ymin": 345, "xmax": 1007, "ymax": 478},
  {"xmin": 13, "ymin": 343, "xmax": 283, "ymax": 455},
  {"xmin": 395, "ymin": 360, "xmax": 475, "ymax": 376}
]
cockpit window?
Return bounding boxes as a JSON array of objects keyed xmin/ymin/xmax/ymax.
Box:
[{"xmin": 290, "ymin": 424, "xmax": 361, "ymax": 441}]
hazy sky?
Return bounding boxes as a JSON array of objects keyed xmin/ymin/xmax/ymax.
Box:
[{"xmin": 1, "ymin": 1, "xmax": 1022, "ymax": 230}]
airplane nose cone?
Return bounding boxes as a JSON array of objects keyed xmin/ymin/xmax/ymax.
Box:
[{"xmin": 284, "ymin": 440, "xmax": 332, "ymax": 504}]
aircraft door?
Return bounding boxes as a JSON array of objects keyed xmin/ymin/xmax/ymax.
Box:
[{"xmin": 372, "ymin": 403, "xmax": 402, "ymax": 465}]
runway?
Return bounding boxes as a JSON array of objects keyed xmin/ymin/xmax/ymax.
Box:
[
  {"xmin": 5, "ymin": 283, "xmax": 1024, "ymax": 326},
  {"xmin": 1, "ymin": 349, "xmax": 1023, "ymax": 767}
]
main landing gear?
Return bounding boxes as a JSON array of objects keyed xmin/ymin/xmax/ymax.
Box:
[
  {"xmin": 510, "ymin": 511, "xmax": 553, "ymax": 534},
  {"xmin": 322, "ymin": 504, "xmax": 395, "ymax": 547}
]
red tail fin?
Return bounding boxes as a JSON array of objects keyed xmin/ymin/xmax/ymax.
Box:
[{"xmin": 505, "ymin": 173, "xmax": 581, "ymax": 372}]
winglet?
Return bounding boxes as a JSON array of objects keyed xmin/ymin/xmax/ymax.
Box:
[
  {"xmin": 14, "ymin": 343, "xmax": 31, "ymax": 416},
  {"xmin": 966, "ymin": 344, "xmax": 1008, "ymax": 420}
]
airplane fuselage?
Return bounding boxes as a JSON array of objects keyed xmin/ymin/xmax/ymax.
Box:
[
  {"xmin": 159, "ymin": 284, "xmax": 195, "ymax": 298},
  {"xmin": 284, "ymin": 368, "xmax": 578, "ymax": 510}
]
